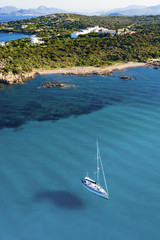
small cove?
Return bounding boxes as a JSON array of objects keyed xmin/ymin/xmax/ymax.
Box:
[{"xmin": 0, "ymin": 31, "xmax": 31, "ymax": 42}]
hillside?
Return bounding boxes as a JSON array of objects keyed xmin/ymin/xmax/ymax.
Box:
[{"xmin": 0, "ymin": 14, "xmax": 160, "ymax": 82}]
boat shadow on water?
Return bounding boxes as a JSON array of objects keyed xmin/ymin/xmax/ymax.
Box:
[{"xmin": 34, "ymin": 190, "xmax": 84, "ymax": 210}]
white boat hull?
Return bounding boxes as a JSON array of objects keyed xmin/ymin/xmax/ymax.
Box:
[
  {"xmin": 81, "ymin": 180, "xmax": 109, "ymax": 199},
  {"xmin": 81, "ymin": 141, "xmax": 109, "ymax": 200}
]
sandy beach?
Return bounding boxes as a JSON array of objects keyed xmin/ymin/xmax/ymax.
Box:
[
  {"xmin": 35, "ymin": 61, "xmax": 147, "ymax": 76},
  {"xmin": 0, "ymin": 60, "xmax": 159, "ymax": 84}
]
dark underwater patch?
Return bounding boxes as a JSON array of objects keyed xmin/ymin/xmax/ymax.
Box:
[
  {"xmin": 34, "ymin": 190, "xmax": 84, "ymax": 210},
  {"xmin": 0, "ymin": 93, "xmax": 109, "ymax": 129},
  {"xmin": 0, "ymin": 75, "xmax": 126, "ymax": 130}
]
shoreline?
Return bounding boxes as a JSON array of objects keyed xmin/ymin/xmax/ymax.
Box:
[
  {"xmin": 34, "ymin": 61, "xmax": 147, "ymax": 76},
  {"xmin": 0, "ymin": 60, "xmax": 160, "ymax": 84}
]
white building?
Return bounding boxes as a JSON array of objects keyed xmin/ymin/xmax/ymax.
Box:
[
  {"xmin": 99, "ymin": 28, "xmax": 116, "ymax": 35},
  {"xmin": 71, "ymin": 26, "xmax": 116, "ymax": 38},
  {"xmin": 21, "ymin": 25, "xmax": 28, "ymax": 29},
  {"xmin": 86, "ymin": 26, "xmax": 99, "ymax": 33},
  {"xmin": 0, "ymin": 42, "xmax": 5, "ymax": 46},
  {"xmin": 30, "ymin": 35, "xmax": 44, "ymax": 44}
]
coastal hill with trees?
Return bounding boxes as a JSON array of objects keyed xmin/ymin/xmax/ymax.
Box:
[{"xmin": 0, "ymin": 14, "xmax": 160, "ymax": 82}]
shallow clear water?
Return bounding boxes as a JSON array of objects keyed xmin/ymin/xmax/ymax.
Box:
[
  {"xmin": 0, "ymin": 32, "xmax": 30, "ymax": 42},
  {"xmin": 0, "ymin": 67, "xmax": 160, "ymax": 239}
]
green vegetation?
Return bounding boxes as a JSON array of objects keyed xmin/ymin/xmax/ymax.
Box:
[{"xmin": 0, "ymin": 14, "xmax": 160, "ymax": 75}]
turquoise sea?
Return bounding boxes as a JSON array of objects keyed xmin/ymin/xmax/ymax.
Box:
[
  {"xmin": 0, "ymin": 32, "xmax": 31, "ymax": 42},
  {"xmin": 0, "ymin": 16, "xmax": 37, "ymax": 43},
  {"xmin": 0, "ymin": 67, "xmax": 160, "ymax": 239},
  {"xmin": 0, "ymin": 15, "xmax": 32, "ymax": 42}
]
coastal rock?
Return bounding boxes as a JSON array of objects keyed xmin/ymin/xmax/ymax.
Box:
[
  {"xmin": 119, "ymin": 76, "xmax": 133, "ymax": 80},
  {"xmin": 146, "ymin": 60, "xmax": 160, "ymax": 69},
  {"xmin": 82, "ymin": 73, "xmax": 91, "ymax": 76},
  {"xmin": 101, "ymin": 71, "xmax": 110, "ymax": 75},
  {"xmin": 39, "ymin": 81, "xmax": 76, "ymax": 89},
  {"xmin": 106, "ymin": 72, "xmax": 113, "ymax": 76},
  {"xmin": 0, "ymin": 72, "xmax": 36, "ymax": 85},
  {"xmin": 112, "ymin": 68, "xmax": 121, "ymax": 72},
  {"xmin": 35, "ymin": 72, "xmax": 41, "ymax": 76}
]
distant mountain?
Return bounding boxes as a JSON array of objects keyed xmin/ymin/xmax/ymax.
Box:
[
  {"xmin": 0, "ymin": 6, "xmax": 67, "ymax": 16},
  {"xmin": 1, "ymin": 4, "xmax": 160, "ymax": 17},
  {"xmin": 108, "ymin": 13, "xmax": 122, "ymax": 16},
  {"xmin": 95, "ymin": 5, "xmax": 145, "ymax": 16},
  {"xmin": 0, "ymin": 6, "xmax": 18, "ymax": 14},
  {"xmin": 101, "ymin": 4, "xmax": 160, "ymax": 16}
]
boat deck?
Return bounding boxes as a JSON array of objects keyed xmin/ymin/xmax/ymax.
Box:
[{"xmin": 81, "ymin": 178, "xmax": 109, "ymax": 199}]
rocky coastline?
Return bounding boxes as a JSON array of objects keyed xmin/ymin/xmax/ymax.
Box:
[
  {"xmin": 0, "ymin": 60, "xmax": 159, "ymax": 85},
  {"xmin": 0, "ymin": 71, "xmax": 37, "ymax": 85}
]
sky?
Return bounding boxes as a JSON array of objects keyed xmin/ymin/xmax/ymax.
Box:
[{"xmin": 0, "ymin": 0, "xmax": 160, "ymax": 12}]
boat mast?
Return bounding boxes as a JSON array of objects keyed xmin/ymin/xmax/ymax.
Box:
[
  {"xmin": 97, "ymin": 141, "xmax": 99, "ymax": 184},
  {"xmin": 99, "ymin": 149, "xmax": 109, "ymax": 194}
]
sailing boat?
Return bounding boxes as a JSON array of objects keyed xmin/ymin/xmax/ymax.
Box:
[{"xmin": 81, "ymin": 141, "xmax": 109, "ymax": 199}]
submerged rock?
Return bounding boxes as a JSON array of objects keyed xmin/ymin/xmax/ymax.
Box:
[
  {"xmin": 38, "ymin": 81, "xmax": 76, "ymax": 89},
  {"xmin": 119, "ymin": 76, "xmax": 133, "ymax": 80}
]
